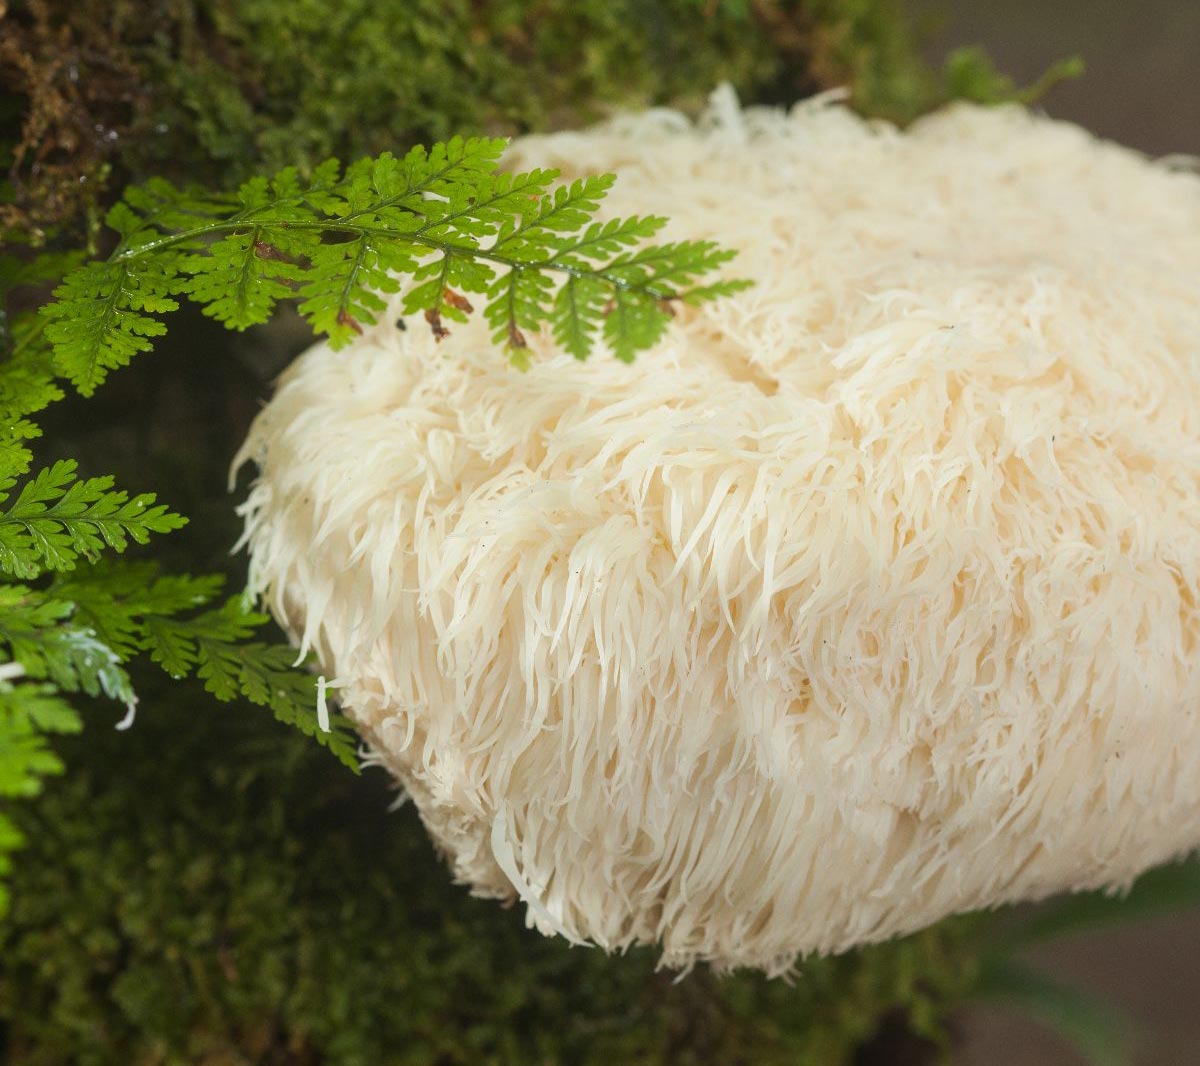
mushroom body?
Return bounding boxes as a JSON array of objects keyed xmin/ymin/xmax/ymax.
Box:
[{"xmin": 237, "ymin": 93, "xmax": 1200, "ymax": 973}]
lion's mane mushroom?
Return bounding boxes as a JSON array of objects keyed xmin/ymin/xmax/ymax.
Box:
[{"xmin": 235, "ymin": 89, "xmax": 1200, "ymax": 974}]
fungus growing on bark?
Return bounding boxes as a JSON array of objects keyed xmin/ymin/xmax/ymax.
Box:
[{"xmin": 236, "ymin": 90, "xmax": 1200, "ymax": 973}]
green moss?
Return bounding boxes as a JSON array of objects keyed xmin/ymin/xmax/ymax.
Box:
[
  {"xmin": 181, "ymin": 0, "xmax": 773, "ymax": 173},
  {"xmin": 3, "ymin": 0, "xmax": 1065, "ymax": 241},
  {"xmin": 0, "ymin": 682, "xmax": 984, "ymax": 1065}
]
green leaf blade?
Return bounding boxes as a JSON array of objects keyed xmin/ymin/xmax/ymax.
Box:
[
  {"xmin": 974, "ymin": 959, "xmax": 1136, "ymax": 1066},
  {"xmin": 551, "ymin": 276, "xmax": 606, "ymax": 360},
  {"xmin": 0, "ymin": 462, "xmax": 186, "ymax": 577},
  {"xmin": 42, "ymin": 261, "xmax": 176, "ymax": 396}
]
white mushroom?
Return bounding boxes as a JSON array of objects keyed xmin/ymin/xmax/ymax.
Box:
[{"xmin": 236, "ymin": 90, "xmax": 1200, "ymax": 974}]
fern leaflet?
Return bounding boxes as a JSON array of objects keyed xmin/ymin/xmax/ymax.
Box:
[{"xmin": 0, "ymin": 460, "xmax": 186, "ymax": 579}]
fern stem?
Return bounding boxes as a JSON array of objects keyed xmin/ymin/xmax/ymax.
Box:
[{"xmin": 338, "ymin": 236, "xmax": 370, "ymax": 316}]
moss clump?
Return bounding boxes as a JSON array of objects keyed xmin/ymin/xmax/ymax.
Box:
[
  {"xmin": 1, "ymin": 0, "xmax": 1049, "ymax": 242},
  {"xmin": 0, "ymin": 0, "xmax": 771, "ymax": 239},
  {"xmin": 0, "ymin": 682, "xmax": 983, "ymax": 1066}
]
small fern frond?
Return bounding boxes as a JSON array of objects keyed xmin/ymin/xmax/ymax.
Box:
[
  {"xmin": 46, "ymin": 564, "xmax": 359, "ymax": 770},
  {"xmin": 41, "ymin": 260, "xmax": 180, "ymax": 396},
  {"xmin": 39, "ymin": 139, "xmax": 748, "ymax": 386},
  {"xmin": 0, "ymin": 460, "xmax": 186, "ymax": 579}
]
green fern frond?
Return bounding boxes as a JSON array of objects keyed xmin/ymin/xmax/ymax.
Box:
[
  {"xmin": 0, "ymin": 680, "xmax": 81, "ymax": 800},
  {"xmin": 549, "ymin": 215, "xmax": 669, "ymax": 265},
  {"xmin": 677, "ymin": 277, "xmax": 756, "ymax": 306},
  {"xmin": 39, "ymin": 140, "xmax": 748, "ymax": 390},
  {"xmin": 47, "ymin": 564, "xmax": 358, "ymax": 770},
  {"xmin": 0, "ymin": 672, "xmax": 82, "ymax": 917},
  {"xmin": 181, "ymin": 229, "xmax": 305, "ymax": 330},
  {"xmin": 0, "ymin": 362, "xmax": 61, "ymax": 441},
  {"xmin": 0, "ymin": 586, "xmax": 134, "ymax": 707},
  {"xmin": 51, "ymin": 563, "xmax": 223, "ymax": 660},
  {"xmin": 0, "ymin": 674, "xmax": 82, "ymax": 914},
  {"xmin": 41, "ymin": 261, "xmax": 178, "ymax": 396},
  {"xmin": 0, "ymin": 460, "xmax": 186, "ymax": 579},
  {"xmin": 105, "ymin": 176, "xmax": 236, "ymax": 246},
  {"xmin": 493, "ymin": 175, "xmax": 617, "ymax": 255},
  {"xmin": 1, "ymin": 280, "xmax": 69, "ymax": 435},
  {"xmin": 299, "ymin": 235, "xmax": 418, "ymax": 345},
  {"xmin": 550, "ymin": 276, "xmax": 607, "ymax": 361},
  {"xmin": 142, "ymin": 597, "xmax": 359, "ymax": 768}
]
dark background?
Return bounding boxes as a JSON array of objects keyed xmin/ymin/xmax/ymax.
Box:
[{"xmin": 916, "ymin": 0, "xmax": 1200, "ymax": 155}]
